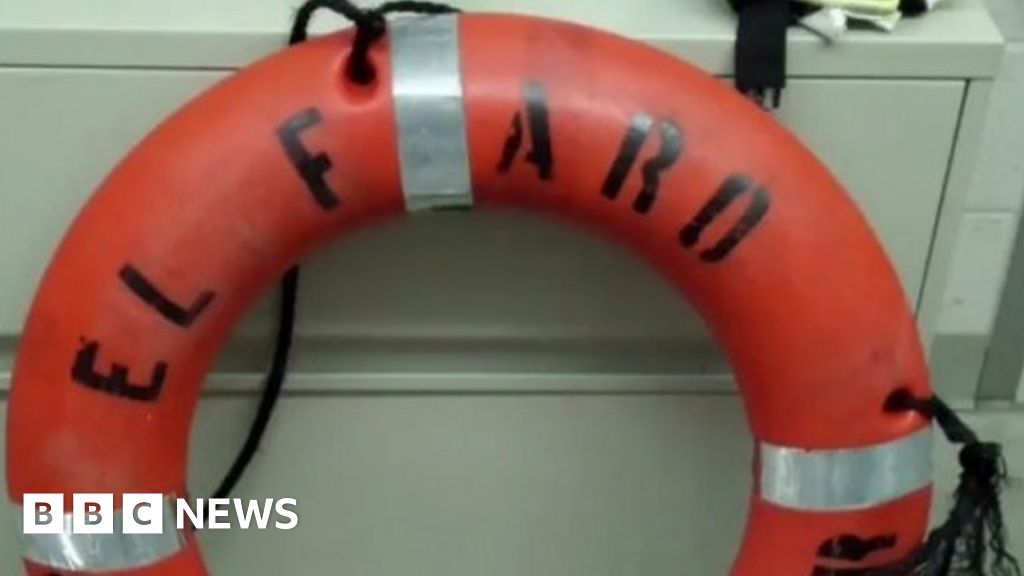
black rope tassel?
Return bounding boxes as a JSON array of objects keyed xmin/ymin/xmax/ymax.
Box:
[
  {"xmin": 856, "ymin": 390, "xmax": 1022, "ymax": 576},
  {"xmin": 212, "ymin": 0, "xmax": 457, "ymax": 500}
]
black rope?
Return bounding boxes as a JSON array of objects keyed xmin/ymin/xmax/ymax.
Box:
[
  {"xmin": 289, "ymin": 0, "xmax": 459, "ymax": 85},
  {"xmin": 212, "ymin": 0, "xmax": 457, "ymax": 500},
  {"xmin": 212, "ymin": 267, "xmax": 299, "ymax": 499},
  {"xmin": 855, "ymin": 390, "xmax": 1022, "ymax": 576}
]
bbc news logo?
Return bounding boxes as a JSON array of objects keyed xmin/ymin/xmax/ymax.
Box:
[{"xmin": 23, "ymin": 494, "xmax": 299, "ymax": 534}]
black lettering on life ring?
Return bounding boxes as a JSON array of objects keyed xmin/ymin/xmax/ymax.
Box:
[
  {"xmin": 678, "ymin": 174, "xmax": 770, "ymax": 263},
  {"xmin": 71, "ymin": 340, "xmax": 167, "ymax": 402},
  {"xmin": 817, "ymin": 533, "xmax": 897, "ymax": 562},
  {"xmin": 810, "ymin": 567, "xmax": 881, "ymax": 576},
  {"xmin": 601, "ymin": 114, "xmax": 683, "ymax": 214},
  {"xmin": 119, "ymin": 264, "xmax": 214, "ymax": 328},
  {"xmin": 497, "ymin": 82, "xmax": 553, "ymax": 180},
  {"xmin": 277, "ymin": 107, "xmax": 340, "ymax": 210},
  {"xmin": 809, "ymin": 533, "xmax": 898, "ymax": 575}
]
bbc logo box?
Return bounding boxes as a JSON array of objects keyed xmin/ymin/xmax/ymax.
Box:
[
  {"xmin": 22, "ymin": 494, "xmax": 299, "ymax": 534},
  {"xmin": 23, "ymin": 493, "xmax": 166, "ymax": 535}
]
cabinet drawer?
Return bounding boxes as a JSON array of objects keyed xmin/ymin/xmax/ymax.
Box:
[
  {"xmin": 0, "ymin": 70, "xmax": 963, "ymax": 386},
  {"xmin": 0, "ymin": 395, "xmax": 753, "ymax": 575}
]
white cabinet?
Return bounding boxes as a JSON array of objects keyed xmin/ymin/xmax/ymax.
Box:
[{"xmin": 0, "ymin": 56, "xmax": 985, "ymax": 393}]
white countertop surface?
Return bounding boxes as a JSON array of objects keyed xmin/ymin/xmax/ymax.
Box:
[{"xmin": 0, "ymin": 0, "xmax": 1004, "ymax": 77}]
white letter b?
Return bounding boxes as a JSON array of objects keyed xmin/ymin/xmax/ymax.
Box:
[
  {"xmin": 23, "ymin": 494, "xmax": 63, "ymax": 535},
  {"xmin": 73, "ymin": 494, "xmax": 113, "ymax": 534}
]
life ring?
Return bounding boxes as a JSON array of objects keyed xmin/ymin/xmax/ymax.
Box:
[{"xmin": 7, "ymin": 12, "xmax": 934, "ymax": 576}]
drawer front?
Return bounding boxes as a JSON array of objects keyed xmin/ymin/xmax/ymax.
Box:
[
  {"xmin": 0, "ymin": 70, "xmax": 963, "ymax": 388},
  {"xmin": 2, "ymin": 396, "xmax": 1021, "ymax": 575},
  {"xmin": 2, "ymin": 395, "xmax": 754, "ymax": 575}
]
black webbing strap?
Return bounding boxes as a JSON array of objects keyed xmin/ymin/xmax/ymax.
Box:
[{"xmin": 730, "ymin": 0, "xmax": 790, "ymax": 109}]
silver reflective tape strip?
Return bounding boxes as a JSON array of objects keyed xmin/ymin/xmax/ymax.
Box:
[
  {"xmin": 17, "ymin": 496, "xmax": 186, "ymax": 572},
  {"xmin": 390, "ymin": 14, "xmax": 473, "ymax": 212},
  {"xmin": 760, "ymin": 427, "xmax": 933, "ymax": 511}
]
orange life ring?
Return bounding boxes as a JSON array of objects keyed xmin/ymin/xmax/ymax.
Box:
[{"xmin": 7, "ymin": 12, "xmax": 933, "ymax": 576}]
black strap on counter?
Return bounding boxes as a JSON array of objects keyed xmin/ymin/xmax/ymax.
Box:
[
  {"xmin": 212, "ymin": 0, "xmax": 457, "ymax": 499},
  {"xmin": 899, "ymin": 0, "xmax": 931, "ymax": 16},
  {"xmin": 853, "ymin": 390, "xmax": 1022, "ymax": 576},
  {"xmin": 728, "ymin": 0, "xmax": 790, "ymax": 109}
]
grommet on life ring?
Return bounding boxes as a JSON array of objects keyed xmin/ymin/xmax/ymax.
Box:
[{"xmin": 7, "ymin": 10, "xmax": 935, "ymax": 576}]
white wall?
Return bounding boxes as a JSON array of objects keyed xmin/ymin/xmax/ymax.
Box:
[{"xmin": 978, "ymin": 0, "xmax": 1024, "ymax": 401}]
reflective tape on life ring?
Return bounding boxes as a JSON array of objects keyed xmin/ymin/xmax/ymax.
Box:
[
  {"xmin": 760, "ymin": 427, "xmax": 933, "ymax": 511},
  {"xmin": 391, "ymin": 14, "xmax": 473, "ymax": 212},
  {"xmin": 16, "ymin": 495, "xmax": 187, "ymax": 572}
]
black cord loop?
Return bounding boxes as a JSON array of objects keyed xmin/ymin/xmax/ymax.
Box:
[
  {"xmin": 289, "ymin": 0, "xmax": 460, "ymax": 85},
  {"xmin": 212, "ymin": 267, "xmax": 299, "ymax": 500},
  {"xmin": 885, "ymin": 388, "xmax": 979, "ymax": 445}
]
